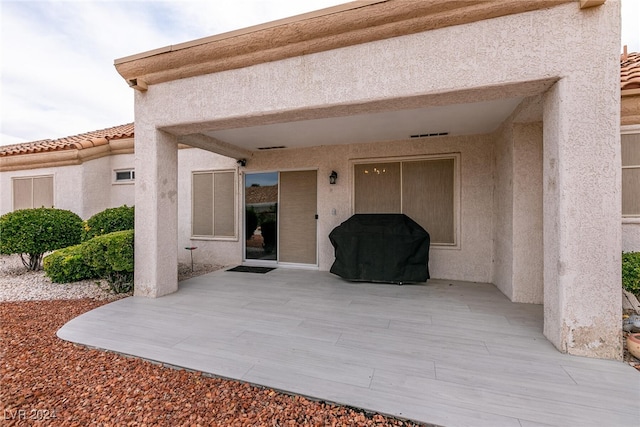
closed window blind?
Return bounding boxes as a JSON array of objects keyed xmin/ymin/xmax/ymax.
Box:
[
  {"xmin": 403, "ymin": 159, "xmax": 454, "ymax": 244},
  {"xmin": 354, "ymin": 163, "xmax": 401, "ymax": 213},
  {"xmin": 13, "ymin": 176, "xmax": 53, "ymax": 210},
  {"xmin": 354, "ymin": 157, "xmax": 456, "ymax": 244},
  {"xmin": 192, "ymin": 171, "xmax": 236, "ymax": 238},
  {"xmin": 622, "ymin": 133, "xmax": 640, "ymax": 216}
]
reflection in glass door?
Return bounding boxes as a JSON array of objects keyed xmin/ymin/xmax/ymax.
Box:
[{"xmin": 245, "ymin": 172, "xmax": 278, "ymax": 261}]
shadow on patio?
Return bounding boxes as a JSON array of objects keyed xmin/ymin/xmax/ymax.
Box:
[{"xmin": 58, "ymin": 269, "xmax": 640, "ymax": 427}]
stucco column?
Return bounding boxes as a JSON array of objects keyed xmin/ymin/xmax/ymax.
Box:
[
  {"xmin": 134, "ymin": 127, "xmax": 178, "ymax": 297},
  {"xmin": 542, "ymin": 76, "xmax": 622, "ymax": 359}
]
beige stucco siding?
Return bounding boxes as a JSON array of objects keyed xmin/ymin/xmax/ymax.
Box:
[
  {"xmin": 1, "ymin": 165, "xmax": 83, "ymax": 216},
  {"xmin": 176, "ymin": 148, "xmax": 240, "ymax": 266},
  {"xmin": 109, "ymin": 154, "xmax": 136, "ymax": 210},
  {"xmin": 511, "ymin": 123, "xmax": 544, "ymax": 303},
  {"xmin": 493, "ymin": 120, "xmax": 544, "ymax": 304},
  {"xmin": 245, "ymin": 133, "xmax": 494, "ymax": 281},
  {"xmin": 0, "ymin": 154, "xmax": 135, "ymax": 219},
  {"xmin": 132, "ymin": 1, "xmax": 622, "ymax": 358}
]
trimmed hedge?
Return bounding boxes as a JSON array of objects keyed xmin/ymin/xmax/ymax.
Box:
[
  {"xmin": 44, "ymin": 230, "xmax": 134, "ymax": 293},
  {"xmin": 82, "ymin": 205, "xmax": 134, "ymax": 241},
  {"xmin": 43, "ymin": 244, "xmax": 96, "ymax": 283},
  {"xmin": 83, "ymin": 230, "xmax": 134, "ymax": 275},
  {"xmin": 0, "ymin": 208, "xmax": 83, "ymax": 270},
  {"xmin": 623, "ymin": 252, "xmax": 640, "ymax": 297}
]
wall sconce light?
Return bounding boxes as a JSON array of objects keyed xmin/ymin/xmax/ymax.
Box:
[
  {"xmin": 237, "ymin": 159, "xmax": 247, "ymax": 167},
  {"xmin": 329, "ymin": 171, "xmax": 338, "ymax": 185}
]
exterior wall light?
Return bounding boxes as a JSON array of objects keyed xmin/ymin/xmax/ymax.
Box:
[{"xmin": 329, "ymin": 171, "xmax": 338, "ymax": 185}]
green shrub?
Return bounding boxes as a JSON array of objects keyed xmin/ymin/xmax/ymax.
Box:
[
  {"xmin": 82, "ymin": 205, "xmax": 134, "ymax": 241},
  {"xmin": 81, "ymin": 236, "xmax": 110, "ymax": 277},
  {"xmin": 83, "ymin": 230, "xmax": 134, "ymax": 274},
  {"xmin": 623, "ymin": 252, "xmax": 640, "ymax": 297},
  {"xmin": 43, "ymin": 245, "xmax": 97, "ymax": 283},
  {"xmin": 44, "ymin": 229, "xmax": 134, "ymax": 293},
  {"xmin": 0, "ymin": 208, "xmax": 83, "ymax": 270}
]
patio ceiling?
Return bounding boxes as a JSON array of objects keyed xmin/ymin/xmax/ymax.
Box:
[
  {"xmin": 165, "ymin": 79, "xmax": 556, "ymax": 158},
  {"xmin": 202, "ymin": 97, "xmax": 523, "ymax": 151}
]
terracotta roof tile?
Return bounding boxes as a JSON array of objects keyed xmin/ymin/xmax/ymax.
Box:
[
  {"xmin": 0, "ymin": 123, "xmax": 134, "ymax": 157},
  {"xmin": 621, "ymin": 51, "xmax": 640, "ymax": 91},
  {"xmin": 245, "ymin": 185, "xmax": 278, "ymax": 205}
]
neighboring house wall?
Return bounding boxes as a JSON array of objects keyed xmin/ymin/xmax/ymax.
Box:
[
  {"xmin": 0, "ymin": 137, "xmax": 135, "ymax": 219},
  {"xmin": 80, "ymin": 156, "xmax": 112, "ymax": 219},
  {"xmin": 622, "ymin": 124, "xmax": 640, "ymax": 252},
  {"xmin": 109, "ymin": 154, "xmax": 136, "ymax": 210},
  {"xmin": 1, "ymin": 164, "xmax": 84, "ymax": 216}
]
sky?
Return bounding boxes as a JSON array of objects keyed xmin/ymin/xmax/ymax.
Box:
[{"xmin": 1, "ymin": 0, "xmax": 639, "ymax": 147}]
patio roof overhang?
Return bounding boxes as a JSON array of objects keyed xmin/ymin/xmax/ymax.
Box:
[
  {"xmin": 114, "ymin": 0, "xmax": 576, "ymax": 91},
  {"xmin": 160, "ymin": 78, "xmax": 556, "ymax": 156},
  {"xmin": 114, "ymin": 0, "xmax": 607, "ymax": 158}
]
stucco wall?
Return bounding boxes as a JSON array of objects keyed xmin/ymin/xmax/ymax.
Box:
[
  {"xmin": 133, "ymin": 127, "xmax": 179, "ymax": 297},
  {"xmin": 0, "ymin": 164, "xmax": 84, "ymax": 217},
  {"xmin": 110, "ymin": 154, "xmax": 136, "ymax": 209},
  {"xmin": 176, "ymin": 147, "xmax": 241, "ymax": 266},
  {"xmin": 246, "ymin": 133, "xmax": 494, "ymax": 282},
  {"xmin": 493, "ymin": 122, "xmax": 515, "ymax": 299},
  {"xmin": 0, "ymin": 154, "xmax": 136, "ymax": 219},
  {"xmin": 511, "ymin": 123, "xmax": 543, "ymax": 303},
  {"xmin": 543, "ymin": 75, "xmax": 621, "ymax": 358},
  {"xmin": 133, "ymin": 1, "xmax": 622, "ymax": 358},
  {"xmin": 80, "ymin": 157, "xmax": 111, "ymax": 219}
]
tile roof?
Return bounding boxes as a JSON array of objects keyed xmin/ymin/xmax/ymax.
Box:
[
  {"xmin": 621, "ymin": 51, "xmax": 640, "ymax": 91},
  {"xmin": 0, "ymin": 123, "xmax": 134, "ymax": 157},
  {"xmin": 245, "ymin": 185, "xmax": 278, "ymax": 205}
]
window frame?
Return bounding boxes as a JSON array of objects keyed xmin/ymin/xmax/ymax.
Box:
[
  {"xmin": 621, "ymin": 126, "xmax": 640, "ymax": 219},
  {"xmin": 11, "ymin": 174, "xmax": 54, "ymax": 210},
  {"xmin": 191, "ymin": 169, "xmax": 238, "ymax": 241},
  {"xmin": 113, "ymin": 168, "xmax": 135, "ymax": 184},
  {"xmin": 351, "ymin": 153, "xmax": 461, "ymax": 249}
]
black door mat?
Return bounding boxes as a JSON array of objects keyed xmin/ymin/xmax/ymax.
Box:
[{"xmin": 227, "ymin": 266, "xmax": 276, "ymax": 274}]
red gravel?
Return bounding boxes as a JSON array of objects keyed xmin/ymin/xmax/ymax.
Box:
[{"xmin": 1, "ymin": 299, "xmax": 426, "ymax": 426}]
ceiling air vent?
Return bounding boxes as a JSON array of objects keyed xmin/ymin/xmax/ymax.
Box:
[
  {"xmin": 257, "ymin": 146, "xmax": 287, "ymax": 150},
  {"xmin": 410, "ymin": 132, "xmax": 449, "ymax": 138}
]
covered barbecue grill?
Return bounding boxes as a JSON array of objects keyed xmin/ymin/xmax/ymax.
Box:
[{"xmin": 329, "ymin": 213, "xmax": 430, "ymax": 284}]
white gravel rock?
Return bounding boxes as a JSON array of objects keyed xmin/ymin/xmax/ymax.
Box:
[{"xmin": 0, "ymin": 254, "xmax": 122, "ymax": 302}]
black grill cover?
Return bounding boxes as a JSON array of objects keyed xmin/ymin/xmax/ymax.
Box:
[{"xmin": 329, "ymin": 214, "xmax": 430, "ymax": 283}]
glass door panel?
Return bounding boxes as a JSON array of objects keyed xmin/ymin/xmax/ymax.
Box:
[{"xmin": 245, "ymin": 172, "xmax": 278, "ymax": 261}]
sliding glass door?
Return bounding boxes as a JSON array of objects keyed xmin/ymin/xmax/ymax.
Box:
[
  {"xmin": 244, "ymin": 170, "xmax": 317, "ymax": 265},
  {"xmin": 245, "ymin": 172, "xmax": 278, "ymax": 261}
]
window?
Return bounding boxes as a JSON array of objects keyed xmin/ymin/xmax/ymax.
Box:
[
  {"xmin": 192, "ymin": 170, "xmax": 236, "ymax": 238},
  {"xmin": 12, "ymin": 176, "xmax": 54, "ymax": 210},
  {"xmin": 622, "ymin": 133, "xmax": 640, "ymax": 217},
  {"xmin": 354, "ymin": 156, "xmax": 458, "ymax": 245},
  {"xmin": 114, "ymin": 169, "xmax": 135, "ymax": 183}
]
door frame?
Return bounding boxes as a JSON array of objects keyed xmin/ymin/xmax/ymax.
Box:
[{"xmin": 242, "ymin": 168, "xmax": 319, "ymax": 269}]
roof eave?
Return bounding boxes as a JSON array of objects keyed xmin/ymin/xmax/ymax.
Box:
[{"xmin": 114, "ymin": 0, "xmax": 575, "ymax": 90}]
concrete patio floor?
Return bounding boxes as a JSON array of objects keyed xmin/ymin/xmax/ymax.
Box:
[{"xmin": 58, "ymin": 268, "xmax": 640, "ymax": 427}]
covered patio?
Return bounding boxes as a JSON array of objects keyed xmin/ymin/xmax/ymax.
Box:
[{"xmin": 58, "ymin": 270, "xmax": 640, "ymax": 427}]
